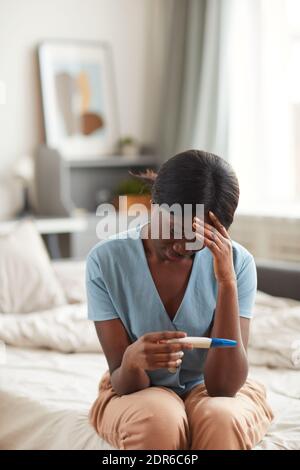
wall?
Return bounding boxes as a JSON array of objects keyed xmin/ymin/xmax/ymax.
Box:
[{"xmin": 0, "ymin": 0, "xmax": 172, "ymax": 174}]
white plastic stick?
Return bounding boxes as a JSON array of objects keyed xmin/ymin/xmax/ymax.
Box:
[
  {"xmin": 167, "ymin": 337, "xmax": 212, "ymax": 373},
  {"xmin": 166, "ymin": 336, "xmax": 212, "ymax": 348}
]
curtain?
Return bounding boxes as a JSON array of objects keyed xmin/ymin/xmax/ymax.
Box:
[
  {"xmin": 158, "ymin": 0, "xmax": 233, "ymax": 161},
  {"xmin": 159, "ymin": 0, "xmax": 294, "ymax": 208},
  {"xmin": 228, "ymin": 0, "xmax": 293, "ymax": 208}
]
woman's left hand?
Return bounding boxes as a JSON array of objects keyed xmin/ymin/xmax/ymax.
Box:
[{"xmin": 193, "ymin": 211, "xmax": 236, "ymax": 284}]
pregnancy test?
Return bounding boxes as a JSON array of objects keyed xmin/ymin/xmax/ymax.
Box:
[{"xmin": 166, "ymin": 337, "xmax": 237, "ymax": 373}]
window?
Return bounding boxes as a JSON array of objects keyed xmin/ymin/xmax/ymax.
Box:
[
  {"xmin": 287, "ymin": 0, "xmax": 300, "ymax": 203},
  {"xmin": 228, "ymin": 0, "xmax": 300, "ymax": 214}
]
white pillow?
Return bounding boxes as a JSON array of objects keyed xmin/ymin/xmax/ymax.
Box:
[
  {"xmin": 0, "ymin": 220, "xmax": 67, "ymax": 313},
  {"xmin": 52, "ymin": 259, "xmax": 86, "ymax": 304}
]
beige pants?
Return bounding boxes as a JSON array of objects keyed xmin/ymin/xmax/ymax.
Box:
[{"xmin": 89, "ymin": 371, "xmax": 274, "ymax": 450}]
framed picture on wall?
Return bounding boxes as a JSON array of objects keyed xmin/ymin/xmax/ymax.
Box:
[{"xmin": 38, "ymin": 40, "xmax": 119, "ymax": 159}]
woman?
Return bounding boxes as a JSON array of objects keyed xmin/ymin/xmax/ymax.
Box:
[{"xmin": 86, "ymin": 150, "xmax": 273, "ymax": 450}]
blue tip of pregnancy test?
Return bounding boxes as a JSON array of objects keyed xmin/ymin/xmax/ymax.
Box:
[{"xmin": 211, "ymin": 338, "xmax": 237, "ymax": 348}]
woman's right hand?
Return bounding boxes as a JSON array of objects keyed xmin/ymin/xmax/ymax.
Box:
[{"xmin": 123, "ymin": 331, "xmax": 193, "ymax": 372}]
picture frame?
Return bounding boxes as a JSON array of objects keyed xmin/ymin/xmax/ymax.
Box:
[{"xmin": 38, "ymin": 40, "xmax": 119, "ymax": 159}]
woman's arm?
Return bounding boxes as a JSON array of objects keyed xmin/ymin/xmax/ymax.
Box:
[
  {"xmin": 94, "ymin": 319, "xmax": 150, "ymax": 395},
  {"xmin": 95, "ymin": 320, "xmax": 191, "ymax": 396},
  {"xmin": 194, "ymin": 212, "xmax": 250, "ymax": 397},
  {"xmin": 204, "ymin": 281, "xmax": 249, "ymax": 397}
]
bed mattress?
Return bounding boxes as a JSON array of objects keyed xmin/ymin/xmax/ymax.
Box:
[{"xmin": 0, "ymin": 346, "xmax": 299, "ymax": 450}]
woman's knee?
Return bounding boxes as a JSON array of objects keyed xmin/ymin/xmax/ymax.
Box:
[
  {"xmin": 200, "ymin": 399, "xmax": 238, "ymax": 427},
  {"xmin": 189, "ymin": 399, "xmax": 247, "ymax": 450},
  {"xmin": 122, "ymin": 393, "xmax": 189, "ymax": 450}
]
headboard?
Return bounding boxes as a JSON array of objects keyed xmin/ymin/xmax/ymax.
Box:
[{"xmin": 256, "ymin": 259, "xmax": 300, "ymax": 301}]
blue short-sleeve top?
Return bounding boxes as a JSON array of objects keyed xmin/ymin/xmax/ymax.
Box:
[{"xmin": 86, "ymin": 224, "xmax": 257, "ymax": 396}]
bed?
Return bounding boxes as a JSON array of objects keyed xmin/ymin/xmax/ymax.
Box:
[{"xmin": 0, "ymin": 259, "xmax": 300, "ymax": 450}]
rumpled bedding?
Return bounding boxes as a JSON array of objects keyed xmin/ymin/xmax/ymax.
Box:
[
  {"xmin": 0, "ymin": 304, "xmax": 100, "ymax": 353},
  {"xmin": 248, "ymin": 291, "xmax": 300, "ymax": 369},
  {"xmin": 0, "ymin": 346, "xmax": 299, "ymax": 450},
  {"xmin": 0, "ymin": 347, "xmax": 115, "ymax": 450},
  {"xmin": 0, "ymin": 289, "xmax": 299, "ymax": 370}
]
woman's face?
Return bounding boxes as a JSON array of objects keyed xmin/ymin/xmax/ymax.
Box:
[{"xmin": 149, "ymin": 207, "xmax": 205, "ymax": 261}]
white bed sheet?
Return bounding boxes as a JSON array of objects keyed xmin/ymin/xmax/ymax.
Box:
[
  {"xmin": 0, "ymin": 346, "xmax": 299, "ymax": 450},
  {"xmin": 0, "ymin": 347, "xmax": 115, "ymax": 450}
]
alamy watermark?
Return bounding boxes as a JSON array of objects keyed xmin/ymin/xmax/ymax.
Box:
[{"xmin": 95, "ymin": 198, "xmax": 205, "ymax": 251}]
